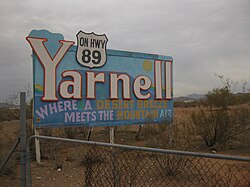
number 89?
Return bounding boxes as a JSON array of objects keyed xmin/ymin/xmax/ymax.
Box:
[{"xmin": 82, "ymin": 49, "xmax": 101, "ymax": 64}]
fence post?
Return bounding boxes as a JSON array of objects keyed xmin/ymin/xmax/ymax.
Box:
[
  {"xmin": 169, "ymin": 123, "xmax": 173, "ymax": 146},
  {"xmin": 110, "ymin": 127, "xmax": 114, "ymax": 144},
  {"xmin": 110, "ymin": 126, "xmax": 119, "ymax": 187},
  {"xmin": 34, "ymin": 128, "xmax": 41, "ymax": 164},
  {"xmin": 20, "ymin": 92, "xmax": 27, "ymax": 187},
  {"xmin": 26, "ymin": 143, "xmax": 32, "ymax": 187}
]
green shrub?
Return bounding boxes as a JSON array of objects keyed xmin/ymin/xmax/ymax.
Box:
[{"xmin": 205, "ymin": 87, "xmax": 235, "ymax": 109}]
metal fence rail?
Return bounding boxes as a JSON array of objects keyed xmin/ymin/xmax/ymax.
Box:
[{"xmin": 27, "ymin": 135, "xmax": 250, "ymax": 187}]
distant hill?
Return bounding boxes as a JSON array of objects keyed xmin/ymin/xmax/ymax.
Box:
[
  {"xmin": 174, "ymin": 94, "xmax": 205, "ymax": 101},
  {"xmin": 186, "ymin": 94, "xmax": 205, "ymax": 100}
]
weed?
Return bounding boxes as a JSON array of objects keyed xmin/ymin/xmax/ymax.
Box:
[{"xmin": 154, "ymin": 154, "xmax": 190, "ymax": 176}]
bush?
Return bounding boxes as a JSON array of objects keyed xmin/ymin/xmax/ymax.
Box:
[
  {"xmin": 191, "ymin": 77, "xmax": 250, "ymax": 149},
  {"xmin": 0, "ymin": 108, "xmax": 19, "ymax": 122},
  {"xmin": 235, "ymin": 92, "xmax": 250, "ymax": 104},
  {"xmin": 205, "ymin": 87, "xmax": 235, "ymax": 109},
  {"xmin": 191, "ymin": 107, "xmax": 250, "ymax": 149}
]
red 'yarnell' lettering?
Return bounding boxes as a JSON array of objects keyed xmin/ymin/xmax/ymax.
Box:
[{"xmin": 26, "ymin": 37, "xmax": 74, "ymax": 101}]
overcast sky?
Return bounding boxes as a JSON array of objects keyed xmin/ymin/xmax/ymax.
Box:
[{"xmin": 0, "ymin": 0, "xmax": 250, "ymax": 101}]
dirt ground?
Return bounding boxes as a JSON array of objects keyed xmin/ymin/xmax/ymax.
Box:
[{"xmin": 0, "ymin": 107, "xmax": 250, "ymax": 187}]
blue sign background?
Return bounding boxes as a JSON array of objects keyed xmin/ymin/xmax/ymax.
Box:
[{"xmin": 28, "ymin": 30, "xmax": 173, "ymax": 127}]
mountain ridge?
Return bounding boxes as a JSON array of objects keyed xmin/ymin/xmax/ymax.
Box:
[{"xmin": 174, "ymin": 93, "xmax": 205, "ymax": 101}]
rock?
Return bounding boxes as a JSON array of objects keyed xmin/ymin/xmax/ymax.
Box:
[
  {"xmin": 211, "ymin": 150, "xmax": 216, "ymax": 154},
  {"xmin": 35, "ymin": 176, "xmax": 42, "ymax": 180},
  {"xmin": 57, "ymin": 168, "xmax": 62, "ymax": 172}
]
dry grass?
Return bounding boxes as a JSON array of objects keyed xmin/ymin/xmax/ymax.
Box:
[{"xmin": 0, "ymin": 106, "xmax": 249, "ymax": 186}]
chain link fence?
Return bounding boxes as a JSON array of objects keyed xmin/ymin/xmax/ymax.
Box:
[
  {"xmin": 81, "ymin": 146, "xmax": 250, "ymax": 187},
  {"xmin": 27, "ymin": 136, "xmax": 250, "ymax": 187}
]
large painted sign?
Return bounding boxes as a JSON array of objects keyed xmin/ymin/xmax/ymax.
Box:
[{"xmin": 27, "ymin": 30, "xmax": 173, "ymax": 127}]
